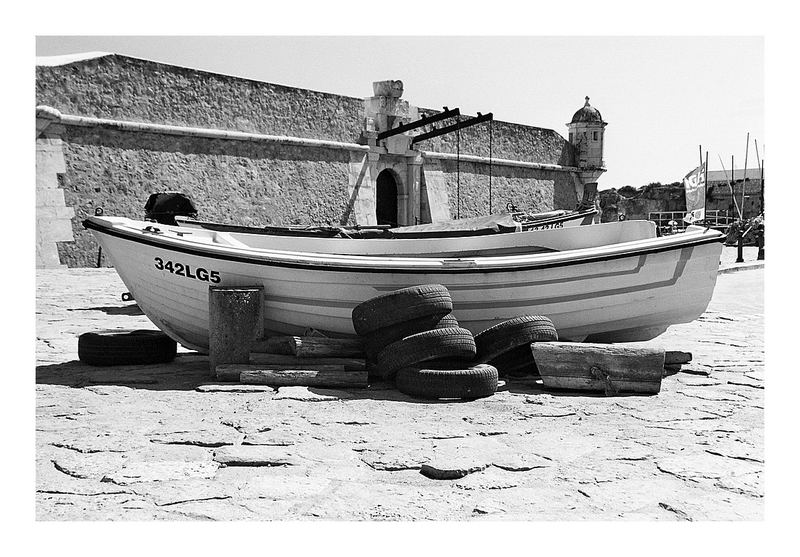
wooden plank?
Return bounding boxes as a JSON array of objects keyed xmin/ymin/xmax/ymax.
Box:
[
  {"xmin": 532, "ymin": 342, "xmax": 664, "ymax": 395},
  {"xmin": 541, "ymin": 376, "xmax": 663, "ymax": 394},
  {"xmin": 208, "ymin": 286, "xmax": 263, "ymax": 376},
  {"xmin": 256, "ymin": 336, "xmax": 295, "ymax": 355},
  {"xmin": 216, "ymin": 363, "xmax": 345, "ymax": 382},
  {"xmin": 253, "ymin": 336, "xmax": 364, "ymax": 358},
  {"xmin": 293, "ymin": 337, "xmax": 364, "ymax": 358},
  {"xmin": 229, "ymin": 365, "xmax": 368, "ymax": 388},
  {"xmin": 249, "ymin": 353, "xmax": 366, "ymax": 370}
]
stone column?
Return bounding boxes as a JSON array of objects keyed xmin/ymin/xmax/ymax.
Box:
[
  {"xmin": 345, "ymin": 151, "xmax": 380, "ymax": 226},
  {"xmin": 420, "ymin": 158, "xmax": 452, "ymax": 223},
  {"xmin": 406, "ymin": 155, "xmax": 423, "ymax": 226},
  {"xmin": 36, "ymin": 135, "xmax": 74, "ymax": 268},
  {"xmin": 362, "ymin": 80, "xmax": 420, "ymax": 227}
]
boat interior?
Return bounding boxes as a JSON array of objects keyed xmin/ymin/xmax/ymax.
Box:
[{"xmin": 129, "ymin": 217, "xmax": 665, "ymax": 258}]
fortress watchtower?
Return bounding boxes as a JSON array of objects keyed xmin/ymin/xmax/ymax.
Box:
[{"xmin": 567, "ymin": 96, "xmax": 607, "ymax": 210}]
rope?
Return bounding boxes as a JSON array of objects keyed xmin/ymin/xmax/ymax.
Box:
[
  {"xmin": 488, "ymin": 119, "xmax": 493, "ymax": 214},
  {"xmin": 456, "ymin": 114, "xmax": 461, "ymax": 219}
]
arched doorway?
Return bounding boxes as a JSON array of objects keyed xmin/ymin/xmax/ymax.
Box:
[{"xmin": 376, "ymin": 169, "xmax": 398, "ymax": 227}]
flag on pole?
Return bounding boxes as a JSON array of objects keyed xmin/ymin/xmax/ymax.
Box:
[{"xmin": 683, "ymin": 163, "xmax": 706, "ymax": 223}]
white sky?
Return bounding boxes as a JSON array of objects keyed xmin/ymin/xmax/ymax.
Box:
[{"xmin": 35, "ymin": 35, "xmax": 763, "ymax": 190}]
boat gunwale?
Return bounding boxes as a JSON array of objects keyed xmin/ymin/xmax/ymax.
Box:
[{"xmin": 84, "ymin": 217, "xmax": 725, "ymax": 275}]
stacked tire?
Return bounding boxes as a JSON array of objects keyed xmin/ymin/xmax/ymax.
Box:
[
  {"xmin": 351, "ymin": 285, "xmax": 497, "ymax": 400},
  {"xmin": 474, "ymin": 315, "xmax": 558, "ymax": 377}
]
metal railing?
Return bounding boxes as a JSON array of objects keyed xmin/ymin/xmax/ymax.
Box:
[{"xmin": 648, "ymin": 210, "xmax": 734, "ymax": 235}]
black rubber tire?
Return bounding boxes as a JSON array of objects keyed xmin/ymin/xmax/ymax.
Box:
[
  {"xmin": 395, "ymin": 363, "xmax": 498, "ymax": 400},
  {"xmin": 362, "ymin": 313, "xmax": 460, "ymax": 361},
  {"xmin": 351, "ymin": 284, "xmax": 453, "ymax": 336},
  {"xmin": 474, "ymin": 315, "xmax": 557, "ymax": 363},
  {"xmin": 489, "ymin": 344, "xmax": 540, "ymax": 377},
  {"xmin": 78, "ymin": 329, "xmax": 177, "ymax": 366},
  {"xmin": 375, "ymin": 327, "xmax": 476, "ymax": 380}
]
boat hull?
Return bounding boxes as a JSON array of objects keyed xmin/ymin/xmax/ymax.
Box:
[{"xmin": 86, "ymin": 217, "xmax": 723, "ymax": 353}]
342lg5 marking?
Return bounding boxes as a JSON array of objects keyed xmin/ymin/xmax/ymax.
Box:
[{"xmin": 154, "ymin": 257, "xmax": 220, "ymax": 283}]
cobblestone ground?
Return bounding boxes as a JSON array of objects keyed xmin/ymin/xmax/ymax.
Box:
[{"xmin": 35, "ymin": 259, "xmax": 764, "ymax": 521}]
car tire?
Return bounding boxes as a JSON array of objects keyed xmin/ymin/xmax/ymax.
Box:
[
  {"xmin": 375, "ymin": 327, "xmax": 476, "ymax": 380},
  {"xmin": 474, "ymin": 315, "xmax": 557, "ymax": 363},
  {"xmin": 351, "ymin": 284, "xmax": 452, "ymax": 336},
  {"xmin": 395, "ymin": 362, "xmax": 498, "ymax": 400},
  {"xmin": 78, "ymin": 329, "xmax": 177, "ymax": 366}
]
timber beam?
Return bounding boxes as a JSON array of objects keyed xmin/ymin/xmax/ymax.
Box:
[
  {"xmin": 377, "ymin": 107, "xmax": 460, "ymax": 141},
  {"xmin": 411, "ymin": 112, "xmax": 494, "ymax": 145}
]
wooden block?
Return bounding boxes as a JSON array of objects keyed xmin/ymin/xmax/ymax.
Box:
[
  {"xmin": 665, "ymin": 351, "xmax": 692, "ymax": 365},
  {"xmin": 227, "ymin": 365, "xmax": 368, "ymax": 388},
  {"xmin": 208, "ymin": 286, "xmax": 263, "ymax": 375},
  {"xmin": 532, "ymin": 342, "xmax": 665, "ymax": 395},
  {"xmin": 292, "ymin": 336, "xmax": 364, "ymax": 358},
  {"xmin": 255, "ymin": 336, "xmax": 296, "ymax": 355},
  {"xmin": 249, "ymin": 353, "xmax": 366, "ymax": 370},
  {"xmin": 663, "ymin": 363, "xmax": 683, "ymax": 376},
  {"xmin": 253, "ymin": 336, "xmax": 363, "ymax": 358}
]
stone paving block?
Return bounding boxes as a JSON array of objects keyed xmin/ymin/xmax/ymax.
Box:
[
  {"xmin": 149, "ymin": 428, "xmax": 243, "ymax": 448},
  {"xmin": 273, "ymin": 386, "xmax": 341, "ymax": 401},
  {"xmin": 491, "ymin": 452, "xmax": 553, "ymax": 472},
  {"xmin": 357, "ymin": 446, "xmax": 431, "ymax": 471},
  {"xmin": 101, "ymin": 461, "xmax": 220, "ymax": 485},
  {"xmin": 213, "ymin": 445, "xmax": 301, "ymax": 467},
  {"xmin": 236, "ymin": 474, "xmax": 332, "ymax": 500},
  {"xmin": 129, "ymin": 479, "xmax": 236, "ymax": 507},
  {"xmin": 158, "ymin": 498, "xmax": 263, "ymax": 520},
  {"xmin": 454, "ymin": 467, "xmax": 521, "ymax": 490},
  {"xmin": 655, "ymin": 452, "xmax": 762, "ymax": 484},
  {"xmin": 51, "ymin": 450, "xmax": 128, "ymax": 480},
  {"xmin": 50, "ymin": 433, "xmax": 147, "ymax": 453},
  {"xmin": 37, "ymin": 456, "xmax": 133, "ymax": 497},
  {"xmin": 242, "ymin": 432, "xmax": 296, "ymax": 446},
  {"xmin": 714, "ymin": 472, "xmax": 763, "ymax": 498}
]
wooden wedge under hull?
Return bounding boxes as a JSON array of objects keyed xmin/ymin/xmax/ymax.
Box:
[{"xmin": 84, "ymin": 216, "xmax": 724, "ymax": 353}]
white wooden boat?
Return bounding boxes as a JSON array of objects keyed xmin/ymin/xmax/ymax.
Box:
[
  {"xmin": 173, "ymin": 209, "xmax": 598, "ymax": 258},
  {"xmin": 84, "ymin": 216, "xmax": 724, "ymax": 352}
]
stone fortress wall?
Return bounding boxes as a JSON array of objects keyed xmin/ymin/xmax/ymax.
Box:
[{"xmin": 36, "ymin": 53, "xmax": 583, "ymax": 268}]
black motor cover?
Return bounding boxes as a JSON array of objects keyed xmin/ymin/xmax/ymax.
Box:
[{"xmin": 144, "ymin": 192, "xmax": 198, "ymax": 225}]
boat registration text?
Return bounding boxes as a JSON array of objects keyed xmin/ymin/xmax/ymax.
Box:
[{"xmin": 154, "ymin": 257, "xmax": 221, "ymax": 283}]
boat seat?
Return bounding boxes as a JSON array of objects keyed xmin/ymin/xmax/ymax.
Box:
[{"xmin": 213, "ymin": 232, "xmax": 250, "ymax": 248}]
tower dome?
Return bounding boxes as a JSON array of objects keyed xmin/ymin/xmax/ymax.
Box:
[{"xmin": 571, "ymin": 96, "xmax": 605, "ymax": 124}]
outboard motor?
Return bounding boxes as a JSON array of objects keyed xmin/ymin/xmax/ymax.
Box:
[{"xmin": 144, "ymin": 192, "xmax": 198, "ymax": 225}]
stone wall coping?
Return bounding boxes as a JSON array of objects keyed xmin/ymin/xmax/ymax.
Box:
[
  {"xmin": 421, "ymin": 150, "xmax": 578, "ymax": 173},
  {"xmin": 35, "ymin": 105, "xmax": 371, "ymax": 153}
]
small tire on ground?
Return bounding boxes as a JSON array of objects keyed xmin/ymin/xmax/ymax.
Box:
[
  {"xmin": 362, "ymin": 313, "xmax": 460, "ymax": 361},
  {"xmin": 489, "ymin": 344, "xmax": 540, "ymax": 377},
  {"xmin": 351, "ymin": 284, "xmax": 453, "ymax": 336},
  {"xmin": 395, "ymin": 363, "xmax": 498, "ymax": 400},
  {"xmin": 474, "ymin": 315, "xmax": 557, "ymax": 363},
  {"xmin": 78, "ymin": 329, "xmax": 177, "ymax": 366},
  {"xmin": 375, "ymin": 327, "xmax": 476, "ymax": 380}
]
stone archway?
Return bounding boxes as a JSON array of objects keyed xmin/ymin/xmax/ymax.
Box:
[{"xmin": 376, "ymin": 169, "xmax": 399, "ymax": 227}]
